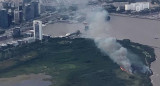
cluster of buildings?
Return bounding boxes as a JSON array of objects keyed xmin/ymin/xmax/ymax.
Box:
[
  {"xmin": 125, "ymin": 2, "xmax": 150, "ymax": 12},
  {"xmin": 0, "ymin": 0, "xmax": 79, "ymax": 49},
  {"xmin": 0, "ymin": 20, "xmax": 44, "ymax": 49},
  {"xmin": 0, "ymin": 0, "xmax": 40, "ymax": 28},
  {"xmin": 0, "ymin": 37, "xmax": 35, "ymax": 49},
  {"xmin": 104, "ymin": 1, "xmax": 151, "ymax": 13}
]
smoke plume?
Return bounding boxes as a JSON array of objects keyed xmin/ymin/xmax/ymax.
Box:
[
  {"xmin": 49, "ymin": 0, "xmax": 151, "ymax": 74},
  {"xmin": 82, "ymin": 8, "xmax": 132, "ymax": 73},
  {"xmin": 81, "ymin": 7, "xmax": 152, "ymax": 74}
]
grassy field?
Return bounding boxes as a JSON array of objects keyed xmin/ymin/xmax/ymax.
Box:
[{"xmin": 0, "ymin": 38, "xmax": 155, "ymax": 86}]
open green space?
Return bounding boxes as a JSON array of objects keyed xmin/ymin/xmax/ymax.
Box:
[{"xmin": 0, "ymin": 38, "xmax": 155, "ymax": 86}]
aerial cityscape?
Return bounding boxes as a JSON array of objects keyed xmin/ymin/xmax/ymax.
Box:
[{"xmin": 0, "ymin": 0, "xmax": 159, "ymax": 86}]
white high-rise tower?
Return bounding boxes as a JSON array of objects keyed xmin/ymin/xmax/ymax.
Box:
[{"xmin": 33, "ymin": 20, "xmax": 43, "ymax": 40}]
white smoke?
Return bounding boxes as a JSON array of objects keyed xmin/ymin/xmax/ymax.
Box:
[
  {"xmin": 48, "ymin": 0, "xmax": 151, "ymax": 74},
  {"xmin": 82, "ymin": 8, "xmax": 132, "ymax": 73}
]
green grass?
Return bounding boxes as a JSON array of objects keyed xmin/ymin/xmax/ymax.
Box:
[{"xmin": 0, "ymin": 38, "xmax": 154, "ymax": 86}]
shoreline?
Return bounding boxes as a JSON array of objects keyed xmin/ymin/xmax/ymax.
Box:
[
  {"xmin": 109, "ymin": 13, "xmax": 160, "ymax": 21},
  {"xmin": 108, "ymin": 15, "xmax": 160, "ymax": 86},
  {"xmin": 150, "ymin": 48, "xmax": 160, "ymax": 86}
]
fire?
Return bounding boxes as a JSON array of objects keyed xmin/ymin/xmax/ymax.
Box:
[
  {"xmin": 120, "ymin": 66, "xmax": 130, "ymax": 74},
  {"xmin": 120, "ymin": 66, "xmax": 126, "ymax": 71}
]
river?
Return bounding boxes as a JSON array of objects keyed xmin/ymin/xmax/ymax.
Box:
[
  {"xmin": 43, "ymin": 23, "xmax": 84, "ymax": 37},
  {"xmin": 43, "ymin": 15, "xmax": 160, "ymax": 86}
]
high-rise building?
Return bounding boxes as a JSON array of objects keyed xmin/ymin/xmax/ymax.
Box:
[
  {"xmin": 23, "ymin": 1, "xmax": 40, "ymax": 21},
  {"xmin": 8, "ymin": 9, "xmax": 14, "ymax": 24},
  {"xmin": 14, "ymin": 9, "xmax": 23, "ymax": 24},
  {"xmin": 24, "ymin": 3, "xmax": 34, "ymax": 21},
  {"xmin": 19, "ymin": 11, "xmax": 23, "ymax": 22},
  {"xmin": 14, "ymin": 10, "xmax": 20, "ymax": 24},
  {"xmin": 31, "ymin": 1, "xmax": 39, "ymax": 17},
  {"xmin": 33, "ymin": 20, "xmax": 43, "ymax": 40},
  {"xmin": 0, "ymin": 9, "xmax": 10, "ymax": 28}
]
